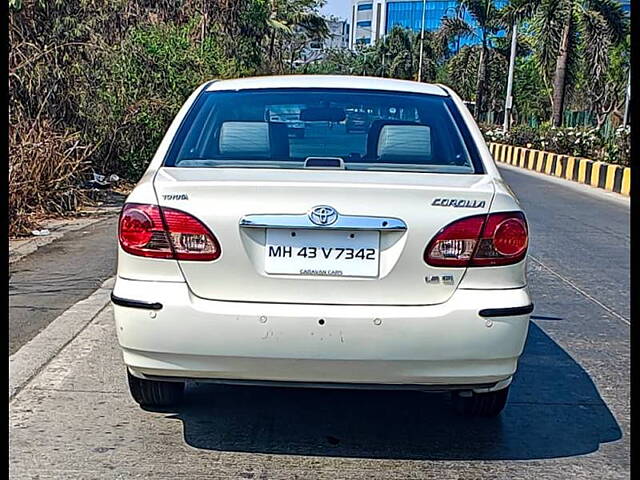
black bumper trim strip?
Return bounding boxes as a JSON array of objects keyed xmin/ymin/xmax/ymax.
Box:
[
  {"xmin": 111, "ymin": 293, "xmax": 163, "ymax": 310},
  {"xmin": 138, "ymin": 374, "xmax": 499, "ymax": 392},
  {"xmin": 479, "ymin": 304, "xmax": 534, "ymax": 318}
]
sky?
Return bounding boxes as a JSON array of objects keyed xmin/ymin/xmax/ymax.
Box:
[{"xmin": 320, "ymin": 0, "xmax": 351, "ymax": 21}]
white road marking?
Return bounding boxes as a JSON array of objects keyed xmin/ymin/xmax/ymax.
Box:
[{"xmin": 530, "ymin": 255, "xmax": 630, "ymax": 327}]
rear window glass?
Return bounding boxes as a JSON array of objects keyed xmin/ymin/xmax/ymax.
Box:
[{"xmin": 163, "ymin": 88, "xmax": 483, "ymax": 174}]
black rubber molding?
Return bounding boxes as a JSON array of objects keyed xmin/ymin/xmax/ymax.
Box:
[
  {"xmin": 479, "ymin": 304, "xmax": 534, "ymax": 318},
  {"xmin": 111, "ymin": 293, "xmax": 163, "ymax": 310}
]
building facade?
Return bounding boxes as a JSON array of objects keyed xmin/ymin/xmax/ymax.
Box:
[
  {"xmin": 327, "ymin": 18, "xmax": 351, "ymax": 49},
  {"xmin": 306, "ymin": 18, "xmax": 350, "ymax": 51},
  {"xmin": 349, "ymin": 0, "xmax": 630, "ymax": 49},
  {"xmin": 620, "ymin": 0, "xmax": 630, "ymax": 15},
  {"xmin": 350, "ymin": 0, "xmax": 509, "ymax": 49},
  {"xmin": 297, "ymin": 18, "xmax": 350, "ymax": 65}
]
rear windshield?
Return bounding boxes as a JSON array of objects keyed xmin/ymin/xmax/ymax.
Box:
[{"xmin": 163, "ymin": 88, "xmax": 483, "ymax": 174}]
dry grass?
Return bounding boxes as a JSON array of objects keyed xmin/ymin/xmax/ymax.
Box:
[{"xmin": 9, "ymin": 116, "xmax": 93, "ymax": 237}]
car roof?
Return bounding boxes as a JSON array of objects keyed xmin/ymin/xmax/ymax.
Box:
[{"xmin": 205, "ymin": 75, "xmax": 449, "ymax": 97}]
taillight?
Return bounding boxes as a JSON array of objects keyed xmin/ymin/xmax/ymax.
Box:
[
  {"xmin": 424, "ymin": 215, "xmax": 485, "ymax": 267},
  {"xmin": 424, "ymin": 211, "xmax": 527, "ymax": 267},
  {"xmin": 118, "ymin": 203, "xmax": 221, "ymax": 261},
  {"xmin": 471, "ymin": 212, "xmax": 528, "ymax": 266}
]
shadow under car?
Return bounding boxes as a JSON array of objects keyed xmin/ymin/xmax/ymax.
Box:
[{"xmin": 155, "ymin": 322, "xmax": 622, "ymax": 461}]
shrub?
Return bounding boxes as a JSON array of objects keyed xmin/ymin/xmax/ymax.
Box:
[
  {"xmin": 478, "ymin": 123, "xmax": 508, "ymax": 144},
  {"xmin": 9, "ymin": 1, "xmax": 268, "ymax": 234},
  {"xmin": 480, "ymin": 123, "xmax": 630, "ymax": 167},
  {"xmin": 87, "ymin": 19, "xmax": 244, "ymax": 179},
  {"xmin": 508, "ymin": 125, "xmax": 538, "ymax": 148},
  {"xmin": 535, "ymin": 125, "xmax": 603, "ymax": 159},
  {"xmin": 603, "ymin": 125, "xmax": 631, "ymax": 166},
  {"xmin": 9, "ymin": 117, "xmax": 92, "ymax": 236}
]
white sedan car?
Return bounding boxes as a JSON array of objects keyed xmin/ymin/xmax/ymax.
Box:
[{"xmin": 113, "ymin": 75, "xmax": 532, "ymax": 416}]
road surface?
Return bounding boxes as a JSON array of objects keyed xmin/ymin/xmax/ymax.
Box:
[{"xmin": 9, "ymin": 216, "xmax": 119, "ymax": 355}]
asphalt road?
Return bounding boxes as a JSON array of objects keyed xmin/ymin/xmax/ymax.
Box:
[
  {"xmin": 9, "ymin": 167, "xmax": 629, "ymax": 478},
  {"xmin": 9, "ymin": 216, "xmax": 119, "ymax": 355}
]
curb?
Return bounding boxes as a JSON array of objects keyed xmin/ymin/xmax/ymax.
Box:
[
  {"xmin": 9, "ymin": 277, "xmax": 115, "ymax": 401},
  {"xmin": 488, "ymin": 142, "xmax": 630, "ymax": 196}
]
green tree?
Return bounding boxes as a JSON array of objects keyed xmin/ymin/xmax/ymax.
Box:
[
  {"xmin": 265, "ymin": 0, "xmax": 328, "ymax": 72},
  {"xmin": 379, "ymin": 26, "xmax": 417, "ymax": 80},
  {"xmin": 512, "ymin": 53, "xmax": 550, "ymax": 124},
  {"xmin": 303, "ymin": 47, "xmax": 360, "ymax": 74},
  {"xmin": 436, "ymin": 0, "xmax": 505, "ymax": 118},
  {"xmin": 443, "ymin": 44, "xmax": 508, "ymax": 118},
  {"xmin": 8, "ymin": 0, "xmax": 332, "ymax": 234},
  {"xmin": 94, "ymin": 20, "xmax": 241, "ymax": 178},
  {"xmin": 306, "ymin": 26, "xmax": 438, "ymax": 83},
  {"xmin": 505, "ymin": 0, "xmax": 628, "ymax": 126}
]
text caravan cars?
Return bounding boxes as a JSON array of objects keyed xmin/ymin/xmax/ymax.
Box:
[{"xmin": 113, "ymin": 76, "xmax": 531, "ymax": 416}]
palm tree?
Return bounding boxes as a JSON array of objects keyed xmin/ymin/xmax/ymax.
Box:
[
  {"xmin": 379, "ymin": 26, "xmax": 417, "ymax": 80},
  {"xmin": 505, "ymin": 0, "xmax": 627, "ymax": 127},
  {"xmin": 367, "ymin": 26, "xmax": 437, "ymax": 81},
  {"xmin": 436, "ymin": 0, "xmax": 505, "ymax": 118},
  {"xmin": 444, "ymin": 43, "xmax": 508, "ymax": 117},
  {"xmin": 265, "ymin": 0, "xmax": 328, "ymax": 71},
  {"xmin": 412, "ymin": 29, "xmax": 438, "ymax": 82}
]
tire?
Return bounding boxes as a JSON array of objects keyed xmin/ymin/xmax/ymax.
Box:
[
  {"xmin": 452, "ymin": 385, "xmax": 510, "ymax": 417},
  {"xmin": 127, "ymin": 370, "xmax": 184, "ymax": 407}
]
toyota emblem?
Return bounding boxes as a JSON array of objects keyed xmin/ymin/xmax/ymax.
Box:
[{"xmin": 309, "ymin": 205, "xmax": 338, "ymax": 226}]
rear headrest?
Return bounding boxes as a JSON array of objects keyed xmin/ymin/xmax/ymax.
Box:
[
  {"xmin": 366, "ymin": 119, "xmax": 420, "ymax": 159},
  {"xmin": 219, "ymin": 122, "xmax": 271, "ymax": 157},
  {"xmin": 376, "ymin": 125, "xmax": 432, "ymax": 163}
]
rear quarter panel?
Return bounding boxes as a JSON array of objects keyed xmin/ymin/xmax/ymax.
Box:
[{"xmin": 458, "ymin": 179, "xmax": 528, "ymax": 289}]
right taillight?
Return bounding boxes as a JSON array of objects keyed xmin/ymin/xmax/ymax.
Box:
[
  {"xmin": 118, "ymin": 203, "xmax": 221, "ymax": 261},
  {"xmin": 424, "ymin": 211, "xmax": 528, "ymax": 267}
]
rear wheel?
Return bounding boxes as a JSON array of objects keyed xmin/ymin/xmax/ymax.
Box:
[
  {"xmin": 452, "ymin": 385, "xmax": 510, "ymax": 417},
  {"xmin": 127, "ymin": 370, "xmax": 184, "ymax": 407}
]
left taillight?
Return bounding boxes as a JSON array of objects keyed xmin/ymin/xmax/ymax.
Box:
[{"xmin": 118, "ymin": 203, "xmax": 221, "ymax": 261}]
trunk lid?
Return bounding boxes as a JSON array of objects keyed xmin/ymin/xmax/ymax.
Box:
[{"xmin": 153, "ymin": 167, "xmax": 494, "ymax": 305}]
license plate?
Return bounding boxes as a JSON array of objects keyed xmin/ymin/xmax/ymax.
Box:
[{"xmin": 264, "ymin": 229, "xmax": 380, "ymax": 278}]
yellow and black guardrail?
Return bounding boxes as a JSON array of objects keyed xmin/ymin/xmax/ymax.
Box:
[{"xmin": 488, "ymin": 142, "xmax": 630, "ymax": 196}]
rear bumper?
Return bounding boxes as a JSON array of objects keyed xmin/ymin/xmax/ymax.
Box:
[{"xmin": 113, "ymin": 277, "xmax": 531, "ymax": 390}]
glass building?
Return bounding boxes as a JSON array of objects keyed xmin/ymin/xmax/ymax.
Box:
[
  {"xmin": 350, "ymin": 0, "xmax": 629, "ymax": 50},
  {"xmin": 350, "ymin": 0, "xmax": 507, "ymax": 50},
  {"xmin": 620, "ymin": 0, "xmax": 630, "ymax": 15}
]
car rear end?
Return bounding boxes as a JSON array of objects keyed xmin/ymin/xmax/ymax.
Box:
[{"xmin": 113, "ymin": 76, "xmax": 531, "ymax": 415}]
